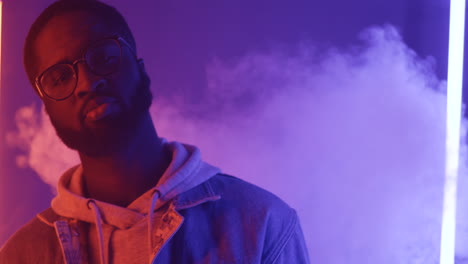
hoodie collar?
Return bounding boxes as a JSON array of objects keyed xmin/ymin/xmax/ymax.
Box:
[
  {"xmin": 47, "ymin": 140, "xmax": 221, "ymax": 229},
  {"xmin": 38, "ymin": 176, "xmax": 222, "ymax": 225}
]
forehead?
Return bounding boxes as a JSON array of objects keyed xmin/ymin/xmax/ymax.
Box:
[{"xmin": 34, "ymin": 11, "xmax": 115, "ymax": 74}]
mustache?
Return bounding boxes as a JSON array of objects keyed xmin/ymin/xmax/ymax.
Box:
[{"xmin": 79, "ymin": 92, "xmax": 121, "ymax": 119}]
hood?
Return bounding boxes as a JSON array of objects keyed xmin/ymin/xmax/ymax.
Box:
[{"xmin": 50, "ymin": 140, "xmax": 221, "ymax": 229}]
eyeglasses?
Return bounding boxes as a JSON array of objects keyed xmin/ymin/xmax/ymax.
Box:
[{"xmin": 35, "ymin": 36, "xmax": 136, "ymax": 101}]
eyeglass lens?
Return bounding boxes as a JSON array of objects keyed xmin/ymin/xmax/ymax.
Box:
[{"xmin": 40, "ymin": 38, "xmax": 122, "ymax": 100}]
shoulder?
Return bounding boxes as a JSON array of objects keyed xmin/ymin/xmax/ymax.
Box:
[
  {"xmin": 207, "ymin": 174, "xmax": 308, "ymax": 263},
  {"xmin": 207, "ymin": 173, "xmax": 299, "ymax": 240},
  {"xmin": 0, "ymin": 208, "xmax": 62, "ymax": 263},
  {"xmin": 208, "ymin": 173, "xmax": 294, "ymax": 215}
]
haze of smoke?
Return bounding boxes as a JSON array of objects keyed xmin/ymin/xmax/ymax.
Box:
[
  {"xmin": 7, "ymin": 25, "xmax": 468, "ymax": 263},
  {"xmin": 6, "ymin": 104, "xmax": 80, "ymax": 192}
]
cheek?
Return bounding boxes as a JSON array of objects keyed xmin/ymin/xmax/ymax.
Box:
[
  {"xmin": 44, "ymin": 101, "xmax": 81, "ymax": 129},
  {"xmin": 113, "ymin": 57, "xmax": 142, "ymax": 105}
]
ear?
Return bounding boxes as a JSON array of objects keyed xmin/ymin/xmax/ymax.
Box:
[
  {"xmin": 137, "ymin": 58, "xmax": 151, "ymax": 87},
  {"xmin": 137, "ymin": 58, "xmax": 149, "ymax": 75},
  {"xmin": 137, "ymin": 58, "xmax": 145, "ymax": 68}
]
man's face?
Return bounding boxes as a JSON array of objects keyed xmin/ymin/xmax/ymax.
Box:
[{"xmin": 33, "ymin": 11, "xmax": 152, "ymax": 156}]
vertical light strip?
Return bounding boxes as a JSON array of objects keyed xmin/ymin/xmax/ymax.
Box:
[{"xmin": 440, "ymin": 0, "xmax": 466, "ymax": 263}]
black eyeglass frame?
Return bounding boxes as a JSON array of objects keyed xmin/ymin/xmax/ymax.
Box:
[{"xmin": 34, "ymin": 36, "xmax": 137, "ymax": 101}]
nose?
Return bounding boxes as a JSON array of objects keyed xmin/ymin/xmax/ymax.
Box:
[{"xmin": 74, "ymin": 62, "xmax": 108, "ymax": 98}]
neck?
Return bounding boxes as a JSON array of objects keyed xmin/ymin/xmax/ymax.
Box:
[{"xmin": 78, "ymin": 113, "xmax": 171, "ymax": 207}]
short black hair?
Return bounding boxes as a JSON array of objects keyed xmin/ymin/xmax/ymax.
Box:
[{"xmin": 24, "ymin": 0, "xmax": 137, "ymax": 92}]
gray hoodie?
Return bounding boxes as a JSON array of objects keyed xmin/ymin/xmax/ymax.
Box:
[{"xmin": 51, "ymin": 140, "xmax": 220, "ymax": 264}]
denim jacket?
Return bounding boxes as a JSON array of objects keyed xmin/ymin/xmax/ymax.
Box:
[{"xmin": 0, "ymin": 174, "xmax": 310, "ymax": 264}]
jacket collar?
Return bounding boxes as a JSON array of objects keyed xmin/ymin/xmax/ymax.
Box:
[{"xmin": 173, "ymin": 177, "xmax": 221, "ymax": 210}]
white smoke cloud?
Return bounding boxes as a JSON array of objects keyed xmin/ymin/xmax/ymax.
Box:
[
  {"xmin": 6, "ymin": 104, "xmax": 80, "ymax": 193},
  {"xmin": 7, "ymin": 25, "xmax": 468, "ymax": 263}
]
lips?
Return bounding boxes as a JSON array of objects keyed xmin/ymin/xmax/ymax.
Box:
[{"xmin": 82, "ymin": 96, "xmax": 121, "ymax": 122}]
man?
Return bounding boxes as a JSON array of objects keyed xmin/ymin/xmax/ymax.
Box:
[{"xmin": 0, "ymin": 0, "xmax": 310, "ymax": 263}]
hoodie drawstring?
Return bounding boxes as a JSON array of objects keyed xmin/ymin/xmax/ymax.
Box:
[
  {"xmin": 85, "ymin": 191, "xmax": 161, "ymax": 264},
  {"xmin": 87, "ymin": 200, "xmax": 106, "ymax": 264},
  {"xmin": 148, "ymin": 189, "xmax": 161, "ymax": 264}
]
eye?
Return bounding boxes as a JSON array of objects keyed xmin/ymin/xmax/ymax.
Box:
[
  {"xmin": 54, "ymin": 71, "xmax": 73, "ymax": 85},
  {"xmin": 86, "ymin": 39, "xmax": 121, "ymax": 74},
  {"xmin": 100, "ymin": 54, "xmax": 119, "ymax": 65},
  {"xmin": 42, "ymin": 65, "xmax": 75, "ymax": 89}
]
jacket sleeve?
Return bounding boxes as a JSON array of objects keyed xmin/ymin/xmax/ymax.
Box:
[
  {"xmin": 272, "ymin": 216, "xmax": 310, "ymax": 264},
  {"xmin": 263, "ymin": 209, "xmax": 311, "ymax": 264},
  {"xmin": 0, "ymin": 215, "xmax": 64, "ymax": 264}
]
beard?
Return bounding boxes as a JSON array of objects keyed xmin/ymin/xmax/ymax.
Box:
[{"xmin": 48, "ymin": 73, "xmax": 153, "ymax": 157}]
